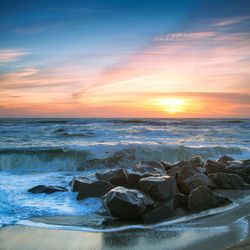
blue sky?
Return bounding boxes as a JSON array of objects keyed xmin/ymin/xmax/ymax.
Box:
[{"xmin": 0, "ymin": 0, "xmax": 250, "ymax": 117}]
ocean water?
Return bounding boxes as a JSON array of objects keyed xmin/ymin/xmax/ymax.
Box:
[{"xmin": 0, "ymin": 118, "xmax": 250, "ymax": 228}]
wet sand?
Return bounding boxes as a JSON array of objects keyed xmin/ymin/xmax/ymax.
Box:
[{"xmin": 1, "ymin": 189, "xmax": 250, "ymax": 250}]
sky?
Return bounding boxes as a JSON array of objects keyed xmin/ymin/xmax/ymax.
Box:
[{"xmin": 0, "ymin": 0, "xmax": 250, "ymax": 118}]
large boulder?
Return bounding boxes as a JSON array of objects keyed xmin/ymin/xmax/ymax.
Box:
[
  {"xmin": 187, "ymin": 186, "xmax": 231, "ymax": 213},
  {"xmin": 71, "ymin": 176, "xmax": 88, "ymax": 192},
  {"xmin": 28, "ymin": 185, "xmax": 68, "ymax": 194},
  {"xmin": 139, "ymin": 176, "xmax": 179, "ymax": 201},
  {"xmin": 226, "ymin": 160, "xmax": 250, "ymax": 183},
  {"xmin": 204, "ymin": 160, "xmax": 227, "ymax": 175},
  {"xmin": 142, "ymin": 200, "xmax": 175, "ymax": 224},
  {"xmin": 209, "ymin": 173, "xmax": 250, "ymax": 189},
  {"xmin": 176, "ymin": 165, "xmax": 202, "ymax": 185},
  {"xmin": 174, "ymin": 193, "xmax": 187, "ymax": 209},
  {"xmin": 132, "ymin": 160, "xmax": 167, "ymax": 176},
  {"xmin": 96, "ymin": 168, "xmax": 129, "ymax": 187},
  {"xmin": 103, "ymin": 186, "xmax": 154, "ymax": 219},
  {"xmin": 76, "ymin": 178, "xmax": 114, "ymax": 200},
  {"xmin": 166, "ymin": 160, "xmax": 189, "ymax": 177},
  {"xmin": 189, "ymin": 156, "xmax": 204, "ymax": 168},
  {"xmin": 179, "ymin": 174, "xmax": 216, "ymax": 195},
  {"xmin": 216, "ymin": 155, "xmax": 234, "ymax": 165}
]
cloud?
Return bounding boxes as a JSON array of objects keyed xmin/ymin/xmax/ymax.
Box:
[
  {"xmin": 153, "ymin": 32, "xmax": 216, "ymax": 41},
  {"xmin": 215, "ymin": 16, "xmax": 250, "ymax": 26},
  {"xmin": 0, "ymin": 49, "xmax": 28, "ymax": 63}
]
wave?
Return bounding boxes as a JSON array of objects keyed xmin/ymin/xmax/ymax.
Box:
[
  {"xmin": 54, "ymin": 128, "xmax": 94, "ymax": 138},
  {"xmin": 0, "ymin": 144, "xmax": 248, "ymax": 172}
]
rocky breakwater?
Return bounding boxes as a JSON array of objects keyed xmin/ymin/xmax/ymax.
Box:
[{"xmin": 28, "ymin": 155, "xmax": 250, "ymax": 226}]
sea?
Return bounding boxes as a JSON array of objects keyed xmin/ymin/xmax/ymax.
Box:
[{"xmin": 0, "ymin": 118, "xmax": 250, "ymax": 229}]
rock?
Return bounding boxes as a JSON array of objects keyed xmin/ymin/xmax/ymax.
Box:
[
  {"xmin": 139, "ymin": 176, "xmax": 179, "ymax": 201},
  {"xmin": 204, "ymin": 160, "xmax": 227, "ymax": 175},
  {"xmin": 127, "ymin": 171, "xmax": 155, "ymax": 189},
  {"xmin": 76, "ymin": 178, "xmax": 114, "ymax": 200},
  {"xmin": 216, "ymin": 155, "xmax": 234, "ymax": 164},
  {"xmin": 71, "ymin": 176, "xmax": 89, "ymax": 192},
  {"xmin": 174, "ymin": 193, "xmax": 187, "ymax": 209},
  {"xmin": 96, "ymin": 168, "xmax": 129, "ymax": 187},
  {"xmin": 226, "ymin": 160, "xmax": 250, "ymax": 183},
  {"xmin": 159, "ymin": 161, "xmax": 172, "ymax": 171},
  {"xmin": 209, "ymin": 173, "xmax": 250, "ymax": 189},
  {"xmin": 189, "ymin": 156, "xmax": 204, "ymax": 168},
  {"xmin": 176, "ymin": 165, "xmax": 202, "ymax": 185},
  {"xmin": 172, "ymin": 160, "xmax": 189, "ymax": 168},
  {"xmin": 167, "ymin": 166, "xmax": 182, "ymax": 177},
  {"xmin": 132, "ymin": 160, "xmax": 167, "ymax": 176},
  {"xmin": 179, "ymin": 173, "xmax": 216, "ymax": 195},
  {"xmin": 142, "ymin": 200, "xmax": 175, "ymax": 224},
  {"xmin": 187, "ymin": 186, "xmax": 231, "ymax": 213},
  {"xmin": 103, "ymin": 186, "xmax": 154, "ymax": 219},
  {"xmin": 28, "ymin": 185, "xmax": 68, "ymax": 194}
]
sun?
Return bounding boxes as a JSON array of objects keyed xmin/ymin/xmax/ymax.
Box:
[{"xmin": 154, "ymin": 98, "xmax": 187, "ymax": 114}]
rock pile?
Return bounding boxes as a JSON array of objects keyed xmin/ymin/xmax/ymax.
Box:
[{"xmin": 28, "ymin": 155, "xmax": 250, "ymax": 225}]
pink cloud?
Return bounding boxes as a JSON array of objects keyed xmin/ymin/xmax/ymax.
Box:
[
  {"xmin": 0, "ymin": 49, "xmax": 28, "ymax": 63},
  {"xmin": 215, "ymin": 16, "xmax": 250, "ymax": 26}
]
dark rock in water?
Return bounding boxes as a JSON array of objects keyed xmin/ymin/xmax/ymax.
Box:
[
  {"xmin": 179, "ymin": 173, "xmax": 216, "ymax": 195},
  {"xmin": 142, "ymin": 199, "xmax": 175, "ymax": 224},
  {"xmin": 126, "ymin": 171, "xmax": 155, "ymax": 189},
  {"xmin": 132, "ymin": 160, "xmax": 167, "ymax": 176},
  {"xmin": 172, "ymin": 160, "xmax": 189, "ymax": 168},
  {"xmin": 174, "ymin": 193, "xmax": 187, "ymax": 209},
  {"xmin": 28, "ymin": 185, "xmax": 68, "ymax": 194},
  {"xmin": 159, "ymin": 161, "xmax": 172, "ymax": 171},
  {"xmin": 209, "ymin": 172, "xmax": 250, "ymax": 189},
  {"xmin": 167, "ymin": 166, "xmax": 182, "ymax": 177},
  {"xmin": 176, "ymin": 165, "xmax": 202, "ymax": 185},
  {"xmin": 204, "ymin": 160, "xmax": 227, "ymax": 175},
  {"xmin": 216, "ymin": 155, "xmax": 234, "ymax": 164},
  {"xmin": 76, "ymin": 178, "xmax": 114, "ymax": 200},
  {"xmin": 225, "ymin": 160, "xmax": 250, "ymax": 183},
  {"xmin": 139, "ymin": 176, "xmax": 179, "ymax": 201},
  {"xmin": 187, "ymin": 186, "xmax": 231, "ymax": 213},
  {"xmin": 71, "ymin": 176, "xmax": 89, "ymax": 192},
  {"xmin": 103, "ymin": 186, "xmax": 154, "ymax": 219},
  {"xmin": 96, "ymin": 168, "xmax": 129, "ymax": 187},
  {"xmin": 189, "ymin": 156, "xmax": 204, "ymax": 168}
]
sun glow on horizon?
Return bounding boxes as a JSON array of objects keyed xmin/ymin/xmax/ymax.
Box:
[{"xmin": 154, "ymin": 98, "xmax": 187, "ymax": 114}]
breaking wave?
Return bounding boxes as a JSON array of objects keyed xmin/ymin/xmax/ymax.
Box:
[{"xmin": 0, "ymin": 144, "xmax": 248, "ymax": 172}]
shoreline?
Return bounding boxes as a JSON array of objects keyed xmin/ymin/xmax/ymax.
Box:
[{"xmin": 1, "ymin": 190, "xmax": 250, "ymax": 250}]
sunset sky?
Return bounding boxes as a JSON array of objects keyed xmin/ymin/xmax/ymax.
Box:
[{"xmin": 0, "ymin": 0, "xmax": 250, "ymax": 118}]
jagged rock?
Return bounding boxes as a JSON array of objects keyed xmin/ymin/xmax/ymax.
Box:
[
  {"xmin": 139, "ymin": 176, "xmax": 179, "ymax": 201},
  {"xmin": 226, "ymin": 160, "xmax": 250, "ymax": 183},
  {"xmin": 187, "ymin": 186, "xmax": 231, "ymax": 213},
  {"xmin": 142, "ymin": 200, "xmax": 175, "ymax": 224},
  {"xmin": 209, "ymin": 173, "xmax": 250, "ymax": 189},
  {"xmin": 96, "ymin": 168, "xmax": 129, "ymax": 187},
  {"xmin": 103, "ymin": 186, "xmax": 154, "ymax": 219},
  {"xmin": 76, "ymin": 178, "xmax": 114, "ymax": 200},
  {"xmin": 216, "ymin": 155, "xmax": 234, "ymax": 164},
  {"xmin": 167, "ymin": 166, "xmax": 182, "ymax": 177},
  {"xmin": 204, "ymin": 160, "xmax": 227, "ymax": 175},
  {"xmin": 159, "ymin": 161, "xmax": 172, "ymax": 171},
  {"xmin": 174, "ymin": 193, "xmax": 187, "ymax": 209},
  {"xmin": 189, "ymin": 156, "xmax": 204, "ymax": 168},
  {"xmin": 172, "ymin": 160, "xmax": 189, "ymax": 168},
  {"xmin": 132, "ymin": 160, "xmax": 167, "ymax": 176},
  {"xmin": 176, "ymin": 165, "xmax": 202, "ymax": 185},
  {"xmin": 28, "ymin": 185, "xmax": 68, "ymax": 194},
  {"xmin": 179, "ymin": 173, "xmax": 216, "ymax": 195},
  {"xmin": 71, "ymin": 176, "xmax": 89, "ymax": 192}
]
